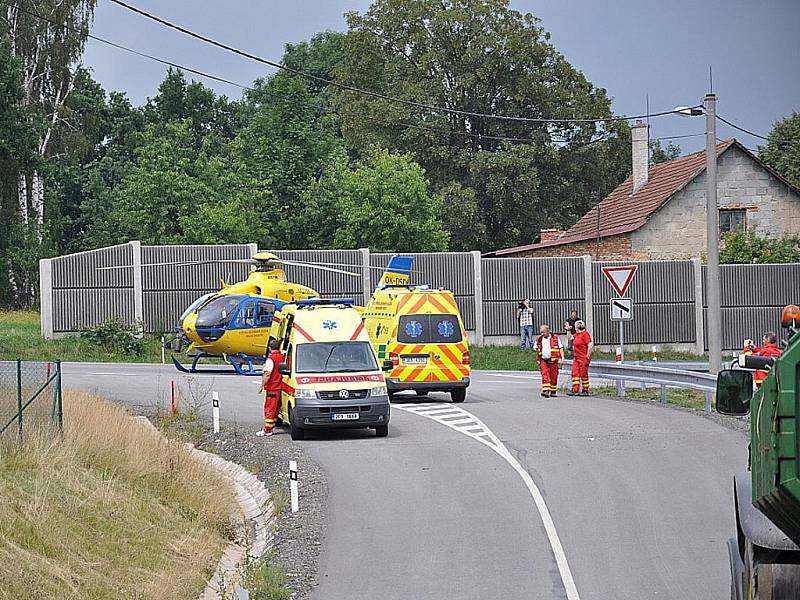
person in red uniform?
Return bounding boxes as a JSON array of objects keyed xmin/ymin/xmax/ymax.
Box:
[
  {"xmin": 567, "ymin": 320, "xmax": 593, "ymax": 396},
  {"xmin": 257, "ymin": 339, "xmax": 285, "ymax": 436},
  {"xmin": 742, "ymin": 331, "xmax": 782, "ymax": 388},
  {"xmin": 534, "ymin": 325, "xmax": 562, "ymax": 397}
]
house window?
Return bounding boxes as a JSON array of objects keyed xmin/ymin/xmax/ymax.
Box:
[{"xmin": 719, "ymin": 209, "xmax": 746, "ymax": 235}]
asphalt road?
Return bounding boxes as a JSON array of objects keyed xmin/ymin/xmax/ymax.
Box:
[{"xmin": 63, "ymin": 362, "xmax": 746, "ymax": 600}]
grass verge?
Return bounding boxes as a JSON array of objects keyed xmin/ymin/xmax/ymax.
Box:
[
  {"xmin": 471, "ymin": 345, "xmax": 705, "ymax": 371},
  {"xmin": 0, "ymin": 310, "xmax": 163, "ymax": 362},
  {"xmin": 0, "ymin": 391, "xmax": 236, "ymax": 600},
  {"xmin": 243, "ymin": 560, "xmax": 292, "ymax": 600},
  {"xmin": 592, "ymin": 385, "xmax": 708, "ymax": 410}
]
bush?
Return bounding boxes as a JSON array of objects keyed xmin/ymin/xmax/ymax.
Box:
[
  {"xmin": 721, "ymin": 229, "xmax": 800, "ymax": 264},
  {"xmin": 80, "ymin": 319, "xmax": 146, "ymax": 356}
]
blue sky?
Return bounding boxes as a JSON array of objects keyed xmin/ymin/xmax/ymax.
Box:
[{"xmin": 82, "ymin": 0, "xmax": 800, "ymax": 153}]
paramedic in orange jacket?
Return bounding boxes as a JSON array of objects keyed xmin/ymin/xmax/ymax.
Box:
[
  {"xmin": 534, "ymin": 325, "xmax": 562, "ymax": 397},
  {"xmin": 742, "ymin": 332, "xmax": 782, "ymax": 388},
  {"xmin": 257, "ymin": 339, "xmax": 285, "ymax": 436},
  {"xmin": 567, "ymin": 320, "xmax": 593, "ymax": 396}
]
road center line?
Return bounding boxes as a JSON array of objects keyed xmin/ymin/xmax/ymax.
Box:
[{"xmin": 393, "ymin": 401, "xmax": 581, "ymax": 600}]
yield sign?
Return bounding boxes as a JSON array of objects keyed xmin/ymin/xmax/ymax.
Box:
[{"xmin": 601, "ymin": 265, "xmax": 638, "ymax": 297}]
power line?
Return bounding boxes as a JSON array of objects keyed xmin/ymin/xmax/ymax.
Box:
[
  {"xmin": 2, "ymin": 0, "xmax": 249, "ymax": 91},
  {"xmin": 3, "ymin": 0, "xmax": 704, "ymax": 149},
  {"xmin": 716, "ymin": 114, "xmax": 800, "ymax": 145},
  {"xmin": 106, "ymin": 0, "xmax": 698, "ymax": 125}
]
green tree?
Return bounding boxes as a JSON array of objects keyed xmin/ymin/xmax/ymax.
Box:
[
  {"xmin": 328, "ymin": 147, "xmax": 449, "ymax": 252},
  {"xmin": 650, "ymin": 139, "xmax": 681, "ymax": 164},
  {"xmin": 759, "ymin": 112, "xmax": 800, "ymax": 189},
  {"xmin": 437, "ymin": 182, "xmax": 486, "ymax": 251},
  {"xmin": 282, "ymin": 31, "xmax": 346, "ymax": 96},
  {"xmin": 104, "ymin": 121, "xmax": 268, "ymax": 245},
  {"xmin": 232, "ymin": 74, "xmax": 342, "ymax": 247},
  {"xmin": 336, "ymin": 0, "xmax": 629, "ymax": 250},
  {"xmin": 0, "ymin": 41, "xmax": 39, "ymax": 306}
]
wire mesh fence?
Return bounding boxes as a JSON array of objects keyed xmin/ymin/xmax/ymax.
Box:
[{"xmin": 0, "ymin": 360, "xmax": 63, "ymax": 437}]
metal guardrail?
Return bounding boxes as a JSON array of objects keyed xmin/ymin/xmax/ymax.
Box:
[{"xmin": 561, "ymin": 360, "xmax": 717, "ymax": 412}]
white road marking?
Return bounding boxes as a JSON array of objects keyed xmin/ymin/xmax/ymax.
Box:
[
  {"xmin": 393, "ymin": 401, "xmax": 581, "ymax": 600},
  {"xmin": 478, "ymin": 372, "xmax": 538, "ymax": 380}
]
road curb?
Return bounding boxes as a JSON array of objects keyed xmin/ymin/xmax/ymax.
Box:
[{"xmin": 131, "ymin": 417, "xmax": 274, "ymax": 599}]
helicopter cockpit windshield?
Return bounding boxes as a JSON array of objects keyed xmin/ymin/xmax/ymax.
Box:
[
  {"xmin": 195, "ymin": 294, "xmax": 247, "ymax": 330},
  {"xmin": 178, "ymin": 292, "xmax": 215, "ymax": 326}
]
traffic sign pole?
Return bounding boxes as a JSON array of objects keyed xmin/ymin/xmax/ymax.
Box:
[{"xmin": 617, "ymin": 321, "xmax": 625, "ymax": 397}]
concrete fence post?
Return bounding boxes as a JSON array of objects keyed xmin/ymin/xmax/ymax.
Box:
[
  {"xmin": 247, "ymin": 242, "xmax": 258, "ymax": 256},
  {"xmin": 39, "ymin": 257, "xmax": 54, "ymax": 339},
  {"xmin": 360, "ymin": 248, "xmax": 372, "ymax": 303},
  {"xmin": 471, "ymin": 250, "xmax": 484, "ymax": 346},
  {"xmin": 130, "ymin": 241, "xmax": 144, "ymax": 324},
  {"xmin": 582, "ymin": 255, "xmax": 594, "ymax": 336},
  {"xmin": 692, "ymin": 257, "xmax": 705, "ymax": 355}
]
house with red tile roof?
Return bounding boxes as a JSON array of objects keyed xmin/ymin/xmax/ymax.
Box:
[{"xmin": 485, "ymin": 122, "xmax": 800, "ymax": 260}]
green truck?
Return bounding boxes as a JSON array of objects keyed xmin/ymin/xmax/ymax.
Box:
[{"xmin": 716, "ymin": 305, "xmax": 800, "ymax": 599}]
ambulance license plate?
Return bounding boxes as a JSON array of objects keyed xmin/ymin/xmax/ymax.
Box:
[
  {"xmin": 331, "ymin": 412, "xmax": 359, "ymax": 421},
  {"xmin": 403, "ymin": 356, "xmax": 427, "ymax": 364}
]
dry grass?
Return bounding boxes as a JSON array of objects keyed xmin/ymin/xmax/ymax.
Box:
[{"xmin": 0, "ymin": 391, "xmax": 236, "ymax": 600}]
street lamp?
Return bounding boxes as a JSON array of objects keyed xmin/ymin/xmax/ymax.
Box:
[{"xmin": 674, "ymin": 96, "xmax": 722, "ymax": 374}]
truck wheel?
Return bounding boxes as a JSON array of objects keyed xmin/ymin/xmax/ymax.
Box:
[
  {"xmin": 289, "ymin": 407, "xmax": 305, "ymax": 441},
  {"xmin": 451, "ymin": 388, "xmax": 466, "ymax": 403},
  {"xmin": 374, "ymin": 424, "xmax": 388, "ymax": 437}
]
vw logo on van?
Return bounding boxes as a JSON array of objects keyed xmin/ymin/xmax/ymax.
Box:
[{"xmin": 339, "ymin": 389, "xmax": 350, "ymax": 399}]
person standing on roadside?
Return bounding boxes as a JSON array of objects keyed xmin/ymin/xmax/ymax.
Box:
[
  {"xmin": 517, "ymin": 299, "xmax": 535, "ymax": 351},
  {"xmin": 534, "ymin": 324, "xmax": 562, "ymax": 397},
  {"xmin": 257, "ymin": 339, "xmax": 285, "ymax": 437},
  {"xmin": 567, "ymin": 320, "xmax": 593, "ymax": 396},
  {"xmin": 564, "ymin": 309, "xmax": 580, "ymax": 358}
]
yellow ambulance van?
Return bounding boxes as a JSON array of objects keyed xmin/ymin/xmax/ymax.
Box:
[
  {"xmin": 363, "ymin": 270, "xmax": 470, "ymax": 403},
  {"xmin": 273, "ymin": 299, "xmax": 391, "ymax": 440}
]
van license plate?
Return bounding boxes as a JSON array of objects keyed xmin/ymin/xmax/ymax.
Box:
[
  {"xmin": 332, "ymin": 412, "xmax": 359, "ymax": 421},
  {"xmin": 403, "ymin": 356, "xmax": 427, "ymax": 364}
]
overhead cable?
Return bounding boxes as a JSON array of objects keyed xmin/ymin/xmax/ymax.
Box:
[{"xmin": 106, "ymin": 0, "xmax": 698, "ymax": 125}]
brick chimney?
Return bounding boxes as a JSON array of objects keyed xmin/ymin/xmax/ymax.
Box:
[
  {"xmin": 539, "ymin": 228, "xmax": 564, "ymax": 243},
  {"xmin": 631, "ymin": 119, "xmax": 649, "ymax": 193}
]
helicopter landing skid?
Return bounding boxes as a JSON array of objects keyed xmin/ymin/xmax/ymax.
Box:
[
  {"xmin": 228, "ymin": 354, "xmax": 263, "ymax": 376},
  {"xmin": 170, "ymin": 353, "xmax": 263, "ymax": 376}
]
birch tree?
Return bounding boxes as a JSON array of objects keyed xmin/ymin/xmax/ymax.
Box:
[{"xmin": 2, "ymin": 0, "xmax": 96, "ymax": 234}]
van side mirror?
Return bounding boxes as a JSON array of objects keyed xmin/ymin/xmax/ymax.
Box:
[
  {"xmin": 715, "ymin": 369, "xmax": 752, "ymax": 416},
  {"xmin": 382, "ymin": 359, "xmax": 394, "ymax": 372},
  {"xmin": 278, "ymin": 363, "xmax": 291, "ymax": 376}
]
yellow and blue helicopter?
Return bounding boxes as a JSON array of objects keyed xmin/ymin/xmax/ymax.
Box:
[{"xmin": 101, "ymin": 252, "xmax": 413, "ymax": 375}]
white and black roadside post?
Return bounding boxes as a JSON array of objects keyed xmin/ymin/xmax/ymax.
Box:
[
  {"xmin": 161, "ymin": 335, "xmax": 165, "ymax": 364},
  {"xmin": 212, "ymin": 391, "xmax": 220, "ymax": 434},
  {"xmin": 289, "ymin": 460, "xmax": 299, "ymax": 513}
]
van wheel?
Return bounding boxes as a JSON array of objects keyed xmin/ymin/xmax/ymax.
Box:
[
  {"xmin": 414, "ymin": 390, "xmax": 428, "ymax": 396},
  {"xmin": 451, "ymin": 388, "xmax": 466, "ymax": 403},
  {"xmin": 374, "ymin": 424, "xmax": 388, "ymax": 437},
  {"xmin": 289, "ymin": 407, "xmax": 305, "ymax": 441}
]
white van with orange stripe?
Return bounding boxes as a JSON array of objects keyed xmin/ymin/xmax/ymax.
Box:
[
  {"xmin": 273, "ymin": 299, "xmax": 390, "ymax": 440},
  {"xmin": 363, "ymin": 284, "xmax": 470, "ymax": 402}
]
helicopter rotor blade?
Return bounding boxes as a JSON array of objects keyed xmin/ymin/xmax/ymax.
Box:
[
  {"xmin": 275, "ymin": 259, "xmax": 421, "ymax": 274},
  {"xmin": 96, "ymin": 259, "xmax": 257, "ymax": 271},
  {"xmin": 277, "ymin": 260, "xmax": 360, "ymax": 277}
]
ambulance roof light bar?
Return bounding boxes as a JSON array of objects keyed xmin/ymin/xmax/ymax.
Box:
[{"xmin": 295, "ymin": 298, "xmax": 354, "ymax": 308}]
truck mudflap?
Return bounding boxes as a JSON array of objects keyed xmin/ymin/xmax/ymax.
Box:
[
  {"xmin": 727, "ymin": 538, "xmax": 744, "ymax": 600},
  {"xmin": 734, "ymin": 473, "xmax": 800, "ymax": 555}
]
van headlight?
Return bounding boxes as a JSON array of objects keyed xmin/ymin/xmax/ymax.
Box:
[
  {"xmin": 370, "ymin": 386, "xmax": 388, "ymax": 397},
  {"xmin": 294, "ymin": 388, "xmax": 316, "ymax": 399}
]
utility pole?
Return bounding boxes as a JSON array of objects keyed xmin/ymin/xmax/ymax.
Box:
[{"xmin": 705, "ymin": 93, "xmax": 722, "ymax": 374}]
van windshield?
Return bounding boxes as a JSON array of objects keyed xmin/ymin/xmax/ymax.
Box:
[
  {"xmin": 397, "ymin": 314, "xmax": 463, "ymax": 344},
  {"xmin": 295, "ymin": 342, "xmax": 378, "ymax": 374}
]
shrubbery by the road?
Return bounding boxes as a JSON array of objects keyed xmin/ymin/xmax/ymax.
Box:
[{"xmin": 80, "ymin": 318, "xmax": 146, "ymax": 356}]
